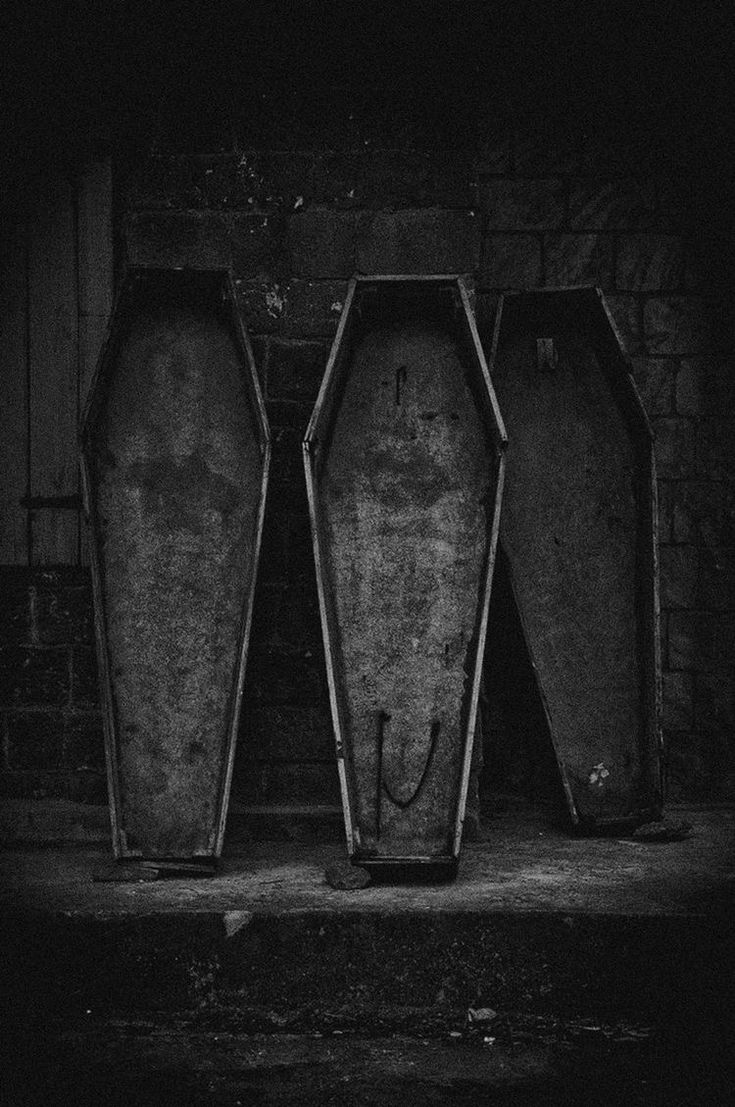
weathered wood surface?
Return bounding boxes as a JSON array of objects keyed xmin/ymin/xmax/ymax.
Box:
[
  {"xmin": 82, "ymin": 270, "xmax": 269, "ymax": 858},
  {"xmin": 306, "ymin": 278, "xmax": 505, "ymax": 869},
  {"xmin": 28, "ymin": 177, "xmax": 79, "ymax": 563},
  {"xmin": 0, "ymin": 220, "xmax": 29, "ymax": 562},
  {"xmin": 0, "ymin": 162, "xmax": 112, "ymax": 566},
  {"xmin": 490, "ymin": 288, "xmax": 662, "ymax": 830}
]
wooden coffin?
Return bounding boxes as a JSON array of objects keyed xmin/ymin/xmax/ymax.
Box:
[
  {"xmin": 488, "ymin": 287, "xmax": 663, "ymax": 832},
  {"xmin": 304, "ymin": 276, "xmax": 507, "ymax": 878},
  {"xmin": 80, "ymin": 268, "xmax": 270, "ymax": 859}
]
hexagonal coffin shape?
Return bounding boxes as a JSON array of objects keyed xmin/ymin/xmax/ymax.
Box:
[
  {"xmin": 489, "ymin": 288, "xmax": 662, "ymax": 832},
  {"xmin": 304, "ymin": 277, "xmax": 507, "ymax": 878},
  {"xmin": 80, "ymin": 268, "xmax": 270, "ymax": 859}
]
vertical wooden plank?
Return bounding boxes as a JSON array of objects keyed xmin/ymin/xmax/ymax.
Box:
[
  {"xmin": 78, "ymin": 159, "xmax": 113, "ymax": 405},
  {"xmin": 0, "ymin": 221, "xmax": 29, "ymax": 563},
  {"xmin": 28, "ymin": 175, "xmax": 80, "ymax": 564},
  {"xmin": 77, "ymin": 159, "xmax": 113, "ymax": 566}
]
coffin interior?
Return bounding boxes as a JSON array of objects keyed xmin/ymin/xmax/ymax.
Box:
[
  {"xmin": 84, "ymin": 271, "xmax": 264, "ymax": 857},
  {"xmin": 491, "ymin": 290, "xmax": 660, "ymax": 827},
  {"xmin": 314, "ymin": 284, "xmax": 500, "ymax": 859}
]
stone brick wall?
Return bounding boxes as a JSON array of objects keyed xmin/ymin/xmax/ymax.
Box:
[
  {"xmin": 0, "ymin": 570, "xmax": 105, "ymax": 803},
  {"xmin": 1, "ymin": 130, "xmax": 732, "ymax": 812}
]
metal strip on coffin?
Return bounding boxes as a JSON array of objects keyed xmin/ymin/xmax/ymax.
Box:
[
  {"xmin": 80, "ymin": 267, "xmax": 270, "ymax": 860},
  {"xmin": 304, "ymin": 275, "xmax": 506, "ymax": 879}
]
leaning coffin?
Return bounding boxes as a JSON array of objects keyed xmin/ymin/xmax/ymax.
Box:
[
  {"xmin": 488, "ymin": 288, "xmax": 662, "ymax": 832},
  {"xmin": 304, "ymin": 276, "xmax": 507, "ymax": 878},
  {"xmin": 80, "ymin": 268, "xmax": 270, "ymax": 859}
]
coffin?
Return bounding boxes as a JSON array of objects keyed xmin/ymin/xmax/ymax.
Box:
[
  {"xmin": 304, "ymin": 276, "xmax": 507, "ymax": 878},
  {"xmin": 488, "ymin": 287, "xmax": 663, "ymax": 832},
  {"xmin": 80, "ymin": 268, "xmax": 270, "ymax": 859}
]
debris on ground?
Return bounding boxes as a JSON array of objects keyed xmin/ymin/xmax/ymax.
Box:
[
  {"xmin": 325, "ymin": 861, "xmax": 371, "ymax": 889},
  {"xmin": 631, "ymin": 819, "xmax": 693, "ymax": 842}
]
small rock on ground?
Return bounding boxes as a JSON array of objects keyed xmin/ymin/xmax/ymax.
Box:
[
  {"xmin": 325, "ymin": 861, "xmax": 371, "ymax": 889},
  {"xmin": 631, "ymin": 819, "xmax": 693, "ymax": 843}
]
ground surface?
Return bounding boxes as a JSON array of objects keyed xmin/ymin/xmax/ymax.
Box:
[
  {"xmin": 1, "ymin": 804, "xmax": 732, "ymax": 916},
  {"xmin": 1, "ymin": 805, "xmax": 733, "ymax": 1104}
]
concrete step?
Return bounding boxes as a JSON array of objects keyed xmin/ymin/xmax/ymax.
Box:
[{"xmin": 1, "ymin": 806, "xmax": 732, "ymax": 1032}]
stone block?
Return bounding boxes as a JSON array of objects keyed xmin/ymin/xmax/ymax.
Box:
[
  {"xmin": 615, "ymin": 235, "xmax": 684, "ymax": 291},
  {"xmin": 544, "ymin": 233, "xmax": 613, "ymax": 287},
  {"xmin": 287, "ymin": 209, "xmax": 356, "ymax": 278},
  {"xmin": 676, "ymin": 356, "xmax": 735, "ymax": 417},
  {"xmin": 695, "ymin": 673, "xmax": 735, "ymax": 729},
  {"xmin": 644, "ymin": 296, "xmax": 732, "ymax": 356},
  {"xmin": 310, "ymin": 151, "xmax": 370, "ymax": 209},
  {"xmin": 662, "ymin": 671, "xmax": 694, "ymax": 731},
  {"xmin": 567, "ymin": 179, "xmax": 656, "ymax": 231},
  {"xmin": 672, "ymin": 481, "xmax": 735, "ymax": 547},
  {"xmin": 698, "ymin": 548, "xmax": 735, "ymax": 612},
  {"xmin": 267, "ymin": 340, "xmax": 326, "ymax": 402},
  {"xmin": 668, "ymin": 611, "xmax": 735, "ymax": 673},
  {"xmin": 240, "ymin": 705, "xmax": 334, "ymax": 761},
  {"xmin": 479, "ymin": 179, "xmax": 565, "ymax": 231},
  {"xmin": 651, "ymin": 417, "xmax": 696, "ymax": 479},
  {"xmin": 355, "ymin": 209, "xmax": 481, "ymax": 274},
  {"xmin": 70, "ymin": 646, "xmax": 100, "ymax": 708},
  {"xmin": 235, "ymin": 151, "xmax": 315, "ymax": 209},
  {"xmin": 352, "ymin": 148, "xmax": 432, "ymax": 207},
  {"xmin": 6, "ymin": 711, "xmax": 64, "ymax": 771},
  {"xmin": 427, "ymin": 151, "xmax": 477, "ymax": 208},
  {"xmin": 229, "ymin": 212, "xmax": 284, "ymax": 279},
  {"xmin": 695, "ymin": 418, "xmax": 735, "ymax": 482},
  {"xmin": 34, "ymin": 578, "xmax": 94, "ymax": 646},
  {"xmin": 123, "ymin": 211, "xmax": 232, "ymax": 269},
  {"xmin": 0, "ymin": 574, "xmax": 31, "ymax": 646},
  {"xmin": 63, "ymin": 713, "xmax": 106, "ymax": 771},
  {"xmin": 628, "ymin": 357, "xmax": 676, "ymax": 418},
  {"xmin": 311, "ymin": 149, "xmax": 474, "ymax": 209},
  {"xmin": 0, "ymin": 647, "xmax": 70, "ymax": 708},
  {"xmin": 479, "ymin": 234, "xmax": 541, "ymax": 289},
  {"xmin": 659, "ymin": 546, "xmax": 698, "ymax": 610},
  {"xmin": 120, "ymin": 155, "xmax": 277, "ymax": 212},
  {"xmin": 281, "ymin": 280, "xmax": 349, "ymax": 337},
  {"xmin": 235, "ymin": 280, "xmax": 288, "ymax": 334}
]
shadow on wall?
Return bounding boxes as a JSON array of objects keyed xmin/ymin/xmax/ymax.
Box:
[{"xmin": 480, "ymin": 548, "xmax": 566, "ymax": 819}]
